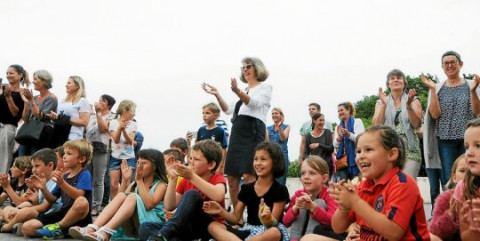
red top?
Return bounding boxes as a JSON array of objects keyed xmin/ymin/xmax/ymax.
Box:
[
  {"xmin": 177, "ymin": 173, "xmax": 226, "ymax": 207},
  {"xmin": 347, "ymin": 167, "xmax": 430, "ymax": 241}
]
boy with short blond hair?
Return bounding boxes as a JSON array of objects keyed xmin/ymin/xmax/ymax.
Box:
[
  {"xmin": 188, "ymin": 102, "xmax": 228, "ymax": 173},
  {"xmin": 139, "ymin": 139, "xmax": 226, "ymax": 240},
  {"xmin": 22, "ymin": 139, "xmax": 93, "ymax": 239}
]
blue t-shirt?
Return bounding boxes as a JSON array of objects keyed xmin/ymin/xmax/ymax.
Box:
[
  {"xmin": 267, "ymin": 124, "xmax": 289, "ymax": 160},
  {"xmin": 52, "ymin": 169, "xmax": 92, "ymax": 210},
  {"xmin": 197, "ymin": 126, "xmax": 228, "ymax": 148}
]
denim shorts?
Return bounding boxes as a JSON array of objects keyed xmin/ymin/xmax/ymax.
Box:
[{"xmin": 108, "ymin": 157, "xmax": 136, "ymax": 171}]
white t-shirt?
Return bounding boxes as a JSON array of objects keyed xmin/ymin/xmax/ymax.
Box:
[
  {"xmin": 87, "ymin": 111, "xmax": 115, "ymax": 145},
  {"xmin": 57, "ymin": 98, "xmax": 90, "ymax": 140},
  {"xmin": 224, "ymin": 82, "xmax": 272, "ymax": 124},
  {"xmin": 109, "ymin": 119, "xmax": 137, "ymax": 159}
]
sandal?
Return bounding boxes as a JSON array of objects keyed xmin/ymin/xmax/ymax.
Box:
[
  {"xmin": 68, "ymin": 224, "xmax": 99, "ymax": 240},
  {"xmin": 83, "ymin": 226, "xmax": 116, "ymax": 241},
  {"xmin": 91, "ymin": 209, "xmax": 99, "ymax": 216}
]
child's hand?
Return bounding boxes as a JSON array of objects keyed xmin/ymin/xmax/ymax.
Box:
[
  {"xmin": 346, "ymin": 224, "xmax": 360, "ymax": 241},
  {"xmin": 173, "ymin": 163, "xmax": 194, "ymax": 180},
  {"xmin": 462, "ymin": 198, "xmax": 480, "ymax": 232},
  {"xmin": 121, "ymin": 159, "xmax": 133, "ymax": 181},
  {"xmin": 0, "ymin": 174, "xmax": 10, "ymax": 188},
  {"xmin": 29, "ymin": 174, "xmax": 47, "ymax": 190},
  {"xmin": 295, "ymin": 192, "xmax": 316, "ymax": 212},
  {"xmin": 52, "ymin": 168, "xmax": 65, "ymax": 186},
  {"xmin": 166, "ymin": 163, "xmax": 179, "ymax": 181},
  {"xmin": 258, "ymin": 198, "xmax": 273, "ymax": 226},
  {"xmin": 328, "ymin": 181, "xmax": 359, "ymax": 210},
  {"xmin": 202, "ymin": 201, "xmax": 223, "ymax": 215}
]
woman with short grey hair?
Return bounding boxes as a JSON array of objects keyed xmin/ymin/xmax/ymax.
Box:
[
  {"xmin": 203, "ymin": 57, "xmax": 272, "ymax": 208},
  {"xmin": 372, "ymin": 69, "xmax": 423, "ymax": 179},
  {"xmin": 19, "ymin": 70, "xmax": 58, "ymax": 155}
]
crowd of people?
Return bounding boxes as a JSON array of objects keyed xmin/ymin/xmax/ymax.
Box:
[{"xmin": 0, "ymin": 51, "xmax": 479, "ymax": 240}]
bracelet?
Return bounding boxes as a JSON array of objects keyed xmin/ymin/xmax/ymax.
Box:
[{"xmin": 264, "ymin": 218, "xmax": 278, "ymax": 228}]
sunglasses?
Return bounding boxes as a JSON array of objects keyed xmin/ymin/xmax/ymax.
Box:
[{"xmin": 241, "ymin": 64, "xmax": 254, "ymax": 71}]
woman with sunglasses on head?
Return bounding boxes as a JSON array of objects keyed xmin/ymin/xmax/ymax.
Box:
[
  {"xmin": 46, "ymin": 76, "xmax": 90, "ymax": 148},
  {"xmin": 0, "ymin": 64, "xmax": 30, "ymax": 174},
  {"xmin": 19, "ymin": 70, "xmax": 58, "ymax": 156},
  {"xmin": 203, "ymin": 57, "xmax": 272, "ymax": 209},
  {"xmin": 372, "ymin": 69, "xmax": 423, "ymax": 180},
  {"xmin": 421, "ymin": 50, "xmax": 480, "ymax": 207}
]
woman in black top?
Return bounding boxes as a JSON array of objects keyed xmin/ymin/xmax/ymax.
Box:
[{"xmin": 0, "ymin": 64, "xmax": 30, "ymax": 174}]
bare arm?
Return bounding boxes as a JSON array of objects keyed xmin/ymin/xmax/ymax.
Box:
[
  {"xmin": 421, "ymin": 74, "xmax": 441, "ymax": 119},
  {"xmin": 470, "ymin": 75, "xmax": 480, "ymax": 117},
  {"xmin": 407, "ymin": 97, "xmax": 423, "ymax": 129},
  {"xmin": 69, "ymin": 112, "xmax": 89, "ymax": 127},
  {"xmin": 372, "ymin": 88, "xmax": 387, "ymax": 125}
]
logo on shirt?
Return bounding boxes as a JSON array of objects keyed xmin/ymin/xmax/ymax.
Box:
[{"xmin": 375, "ymin": 194, "xmax": 384, "ymax": 212}]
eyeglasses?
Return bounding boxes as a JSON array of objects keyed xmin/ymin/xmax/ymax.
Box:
[
  {"xmin": 442, "ymin": 60, "xmax": 458, "ymax": 67},
  {"xmin": 241, "ymin": 64, "xmax": 254, "ymax": 71}
]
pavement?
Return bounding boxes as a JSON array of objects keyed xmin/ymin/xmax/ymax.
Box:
[{"xmin": 0, "ymin": 177, "xmax": 434, "ymax": 240}]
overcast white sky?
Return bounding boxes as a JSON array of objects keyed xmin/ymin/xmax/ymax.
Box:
[{"xmin": 2, "ymin": 0, "xmax": 480, "ymax": 160}]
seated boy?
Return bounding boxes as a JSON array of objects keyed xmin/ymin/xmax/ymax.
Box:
[
  {"xmin": 139, "ymin": 139, "xmax": 226, "ymax": 241},
  {"xmin": 0, "ymin": 148, "xmax": 62, "ymax": 233},
  {"xmin": 21, "ymin": 139, "xmax": 93, "ymax": 239},
  {"xmin": 169, "ymin": 138, "xmax": 189, "ymax": 165},
  {"xmin": 0, "ymin": 156, "xmax": 32, "ymax": 207}
]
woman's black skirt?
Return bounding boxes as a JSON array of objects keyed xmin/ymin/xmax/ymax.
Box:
[{"xmin": 224, "ymin": 115, "xmax": 266, "ymax": 176}]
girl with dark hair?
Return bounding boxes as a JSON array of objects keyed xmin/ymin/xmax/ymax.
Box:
[
  {"xmin": 69, "ymin": 149, "xmax": 168, "ymax": 241},
  {"xmin": 204, "ymin": 141, "xmax": 290, "ymax": 241}
]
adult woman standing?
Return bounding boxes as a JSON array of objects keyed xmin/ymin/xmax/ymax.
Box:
[
  {"xmin": 0, "ymin": 64, "xmax": 30, "ymax": 174},
  {"xmin": 303, "ymin": 112, "xmax": 334, "ymax": 175},
  {"xmin": 421, "ymin": 51, "xmax": 480, "ymax": 203},
  {"xmin": 203, "ymin": 57, "xmax": 272, "ymax": 207},
  {"xmin": 86, "ymin": 94, "xmax": 116, "ymax": 216},
  {"xmin": 266, "ymin": 107, "xmax": 291, "ymax": 185},
  {"xmin": 333, "ymin": 102, "xmax": 365, "ymax": 181},
  {"xmin": 372, "ymin": 69, "xmax": 423, "ymax": 179},
  {"xmin": 19, "ymin": 70, "xmax": 58, "ymax": 155},
  {"xmin": 46, "ymin": 76, "xmax": 89, "ymax": 147}
]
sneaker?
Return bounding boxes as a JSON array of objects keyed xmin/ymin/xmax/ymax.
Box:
[{"xmin": 36, "ymin": 223, "xmax": 64, "ymax": 239}]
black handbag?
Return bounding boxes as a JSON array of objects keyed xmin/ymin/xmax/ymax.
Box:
[{"xmin": 15, "ymin": 119, "xmax": 53, "ymax": 147}]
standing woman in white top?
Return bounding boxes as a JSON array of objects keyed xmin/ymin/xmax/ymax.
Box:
[
  {"xmin": 203, "ymin": 57, "xmax": 272, "ymax": 207},
  {"xmin": 108, "ymin": 100, "xmax": 137, "ymax": 200},
  {"xmin": 46, "ymin": 76, "xmax": 89, "ymax": 142}
]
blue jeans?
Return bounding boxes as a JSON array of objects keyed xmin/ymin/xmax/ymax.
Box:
[
  {"xmin": 275, "ymin": 154, "xmax": 289, "ymax": 185},
  {"xmin": 437, "ymin": 138, "xmax": 465, "ymax": 185},
  {"xmin": 426, "ymin": 168, "xmax": 443, "ymax": 207},
  {"xmin": 153, "ymin": 190, "xmax": 214, "ymax": 240},
  {"xmin": 18, "ymin": 144, "xmax": 39, "ymax": 156}
]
